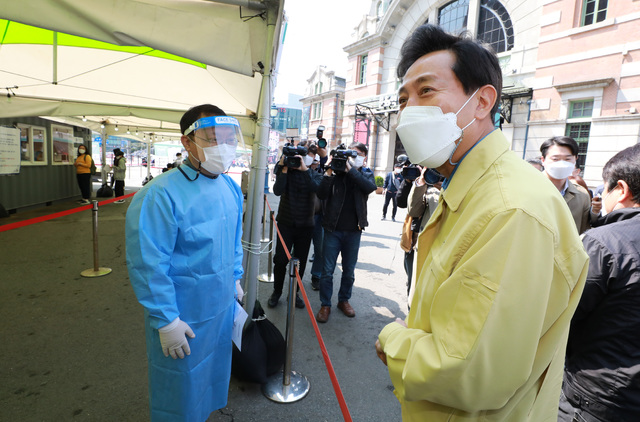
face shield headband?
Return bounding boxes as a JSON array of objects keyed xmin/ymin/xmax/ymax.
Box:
[{"xmin": 184, "ymin": 115, "xmax": 244, "ymax": 147}]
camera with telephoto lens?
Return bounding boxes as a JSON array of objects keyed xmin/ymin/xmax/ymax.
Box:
[
  {"xmin": 282, "ymin": 143, "xmax": 308, "ymax": 168},
  {"xmin": 329, "ymin": 144, "xmax": 358, "ymax": 173},
  {"xmin": 316, "ymin": 125, "xmax": 327, "ymax": 149}
]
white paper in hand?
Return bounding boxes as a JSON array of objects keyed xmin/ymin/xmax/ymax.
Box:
[{"xmin": 232, "ymin": 300, "xmax": 248, "ymax": 351}]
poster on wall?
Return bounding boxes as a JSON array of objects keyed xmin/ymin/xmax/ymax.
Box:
[{"xmin": 0, "ymin": 126, "xmax": 21, "ymax": 175}]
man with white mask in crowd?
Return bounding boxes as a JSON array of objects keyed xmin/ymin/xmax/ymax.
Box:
[
  {"xmin": 126, "ymin": 104, "xmax": 245, "ymax": 422},
  {"xmin": 375, "ymin": 24, "xmax": 588, "ymax": 421},
  {"xmin": 267, "ymin": 140, "xmax": 322, "ymax": 309},
  {"xmin": 540, "ymin": 136, "xmax": 600, "ymax": 234}
]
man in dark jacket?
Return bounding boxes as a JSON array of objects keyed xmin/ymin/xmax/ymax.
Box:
[
  {"xmin": 315, "ymin": 142, "xmax": 377, "ymax": 323},
  {"xmin": 382, "ymin": 163, "xmax": 404, "ymax": 221},
  {"xmin": 559, "ymin": 143, "xmax": 640, "ymax": 422},
  {"xmin": 268, "ymin": 144, "xmax": 322, "ymax": 309}
]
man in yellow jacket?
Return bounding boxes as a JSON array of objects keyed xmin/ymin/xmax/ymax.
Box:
[{"xmin": 376, "ymin": 24, "xmax": 588, "ymax": 421}]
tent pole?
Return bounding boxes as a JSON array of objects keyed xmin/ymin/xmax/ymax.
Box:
[{"xmin": 243, "ymin": 3, "xmax": 277, "ymax": 319}]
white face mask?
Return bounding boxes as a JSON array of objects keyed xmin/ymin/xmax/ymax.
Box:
[
  {"xmin": 78, "ymin": 148, "xmax": 86, "ymax": 154},
  {"xmin": 544, "ymin": 160, "xmax": 575, "ymax": 180},
  {"xmin": 304, "ymin": 154, "xmax": 315, "ymax": 167},
  {"xmin": 395, "ymin": 89, "xmax": 478, "ymax": 168},
  {"xmin": 349, "ymin": 155, "xmax": 365, "ymax": 169},
  {"xmin": 196, "ymin": 143, "xmax": 236, "ymax": 174}
]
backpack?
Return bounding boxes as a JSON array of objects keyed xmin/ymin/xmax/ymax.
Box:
[{"xmin": 84, "ymin": 154, "xmax": 97, "ymax": 175}]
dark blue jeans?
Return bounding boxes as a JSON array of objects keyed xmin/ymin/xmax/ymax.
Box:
[
  {"xmin": 319, "ymin": 229, "xmax": 362, "ymax": 307},
  {"xmin": 310, "ymin": 214, "xmax": 324, "ymax": 279}
]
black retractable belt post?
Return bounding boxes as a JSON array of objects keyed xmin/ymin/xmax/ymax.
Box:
[
  {"xmin": 262, "ymin": 258, "xmax": 310, "ymax": 403},
  {"xmin": 81, "ymin": 200, "xmax": 112, "ymax": 278},
  {"xmin": 258, "ymin": 210, "xmax": 275, "ymax": 283}
]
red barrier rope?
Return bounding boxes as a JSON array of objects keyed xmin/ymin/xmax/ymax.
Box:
[
  {"xmin": 265, "ymin": 198, "xmax": 353, "ymax": 422},
  {"xmin": 0, "ymin": 192, "xmax": 137, "ymax": 232}
]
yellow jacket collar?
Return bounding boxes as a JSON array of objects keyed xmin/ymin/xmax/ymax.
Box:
[{"xmin": 440, "ymin": 130, "xmax": 509, "ymax": 212}]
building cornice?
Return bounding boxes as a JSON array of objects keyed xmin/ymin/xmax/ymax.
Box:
[{"xmin": 554, "ymin": 78, "xmax": 614, "ymax": 93}]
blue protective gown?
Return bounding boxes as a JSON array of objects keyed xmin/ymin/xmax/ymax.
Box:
[{"xmin": 126, "ymin": 162, "xmax": 244, "ymax": 422}]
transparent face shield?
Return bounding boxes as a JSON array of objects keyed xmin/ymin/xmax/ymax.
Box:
[
  {"xmin": 184, "ymin": 116, "xmax": 245, "ymax": 150},
  {"xmin": 183, "ymin": 115, "xmax": 250, "ymax": 173}
]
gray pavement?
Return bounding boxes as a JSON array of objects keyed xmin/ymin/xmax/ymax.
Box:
[{"xmin": 1, "ymin": 172, "xmax": 409, "ymax": 421}]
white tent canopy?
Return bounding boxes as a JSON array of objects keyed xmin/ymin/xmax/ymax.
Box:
[
  {"xmin": 0, "ymin": 0, "xmax": 283, "ymax": 145},
  {"xmin": 0, "ymin": 0, "xmax": 285, "ymax": 315}
]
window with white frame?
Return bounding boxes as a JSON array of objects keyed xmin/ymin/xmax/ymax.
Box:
[
  {"xmin": 51, "ymin": 124, "xmax": 77, "ymax": 165},
  {"xmin": 582, "ymin": 0, "xmax": 607, "ymax": 26},
  {"xmin": 359, "ymin": 55, "xmax": 368, "ymax": 85},
  {"xmin": 477, "ymin": 0, "xmax": 514, "ymax": 53},
  {"xmin": 438, "ymin": 0, "xmax": 470, "ymax": 34},
  {"xmin": 312, "ymin": 103, "xmax": 323, "ymax": 120},
  {"xmin": 565, "ymin": 99, "xmax": 594, "ymax": 170},
  {"xmin": 19, "ymin": 124, "xmax": 47, "ymax": 165},
  {"xmin": 315, "ymin": 82, "xmax": 323, "ymax": 95}
]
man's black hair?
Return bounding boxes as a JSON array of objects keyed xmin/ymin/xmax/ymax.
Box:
[
  {"xmin": 349, "ymin": 142, "xmax": 368, "ymax": 156},
  {"xmin": 540, "ymin": 136, "xmax": 579, "ymax": 158},
  {"xmin": 397, "ymin": 24, "xmax": 503, "ymax": 117},
  {"xmin": 180, "ymin": 104, "xmax": 226, "ymax": 135},
  {"xmin": 602, "ymin": 143, "xmax": 640, "ymax": 204}
]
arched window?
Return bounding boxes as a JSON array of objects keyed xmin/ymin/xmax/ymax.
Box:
[
  {"xmin": 438, "ymin": 0, "xmax": 470, "ymax": 34},
  {"xmin": 477, "ymin": 0, "xmax": 514, "ymax": 53}
]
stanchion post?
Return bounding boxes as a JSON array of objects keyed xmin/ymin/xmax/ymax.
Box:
[
  {"xmin": 81, "ymin": 200, "xmax": 112, "ymax": 278},
  {"xmin": 262, "ymin": 257, "xmax": 310, "ymax": 403},
  {"xmin": 258, "ymin": 210, "xmax": 275, "ymax": 283},
  {"xmin": 261, "ymin": 194, "xmax": 269, "ymax": 242}
]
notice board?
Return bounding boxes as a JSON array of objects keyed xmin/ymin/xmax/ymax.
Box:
[{"xmin": 0, "ymin": 126, "xmax": 21, "ymax": 175}]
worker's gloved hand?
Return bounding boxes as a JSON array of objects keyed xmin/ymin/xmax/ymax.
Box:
[
  {"xmin": 235, "ymin": 279, "xmax": 244, "ymax": 303},
  {"xmin": 158, "ymin": 317, "xmax": 195, "ymax": 359}
]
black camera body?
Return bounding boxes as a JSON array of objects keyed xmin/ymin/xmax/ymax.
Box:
[
  {"xmin": 316, "ymin": 125, "xmax": 327, "ymax": 149},
  {"xmin": 329, "ymin": 145, "xmax": 358, "ymax": 173},
  {"xmin": 282, "ymin": 143, "xmax": 308, "ymax": 168},
  {"xmin": 402, "ymin": 165, "xmax": 421, "ymax": 181}
]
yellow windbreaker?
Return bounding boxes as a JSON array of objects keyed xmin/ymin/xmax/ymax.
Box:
[{"xmin": 379, "ymin": 130, "xmax": 588, "ymax": 421}]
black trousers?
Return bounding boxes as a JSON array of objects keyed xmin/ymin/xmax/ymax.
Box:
[
  {"xmin": 115, "ymin": 180, "xmax": 125, "ymax": 197},
  {"xmin": 76, "ymin": 173, "xmax": 91, "ymax": 200},
  {"xmin": 272, "ymin": 223, "xmax": 314, "ymax": 295},
  {"xmin": 383, "ymin": 191, "xmax": 398, "ymax": 218}
]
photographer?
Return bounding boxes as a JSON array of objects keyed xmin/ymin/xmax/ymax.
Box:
[
  {"xmin": 315, "ymin": 142, "xmax": 377, "ymax": 323},
  {"xmin": 268, "ymin": 142, "xmax": 322, "ymax": 309},
  {"xmin": 403, "ymin": 167, "xmax": 442, "ymax": 297}
]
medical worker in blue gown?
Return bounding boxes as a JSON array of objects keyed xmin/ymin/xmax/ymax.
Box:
[{"xmin": 126, "ymin": 104, "xmax": 245, "ymax": 422}]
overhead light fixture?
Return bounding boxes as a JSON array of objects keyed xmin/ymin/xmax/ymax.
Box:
[
  {"xmin": 114, "ymin": 125, "xmax": 119, "ymax": 131},
  {"xmin": 100, "ymin": 123, "xmax": 105, "ymax": 129},
  {"xmin": 135, "ymin": 128, "xmax": 139, "ymax": 135},
  {"xmin": 127, "ymin": 127, "xmax": 130, "ymax": 134},
  {"xmin": 82, "ymin": 116, "xmax": 87, "ymax": 122}
]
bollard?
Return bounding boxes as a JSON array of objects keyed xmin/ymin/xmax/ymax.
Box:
[
  {"xmin": 81, "ymin": 200, "xmax": 112, "ymax": 278},
  {"xmin": 262, "ymin": 258, "xmax": 310, "ymax": 403},
  {"xmin": 258, "ymin": 210, "xmax": 275, "ymax": 283}
]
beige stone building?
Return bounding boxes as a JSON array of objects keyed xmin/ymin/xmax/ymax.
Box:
[{"xmin": 299, "ymin": 66, "xmax": 345, "ymax": 148}]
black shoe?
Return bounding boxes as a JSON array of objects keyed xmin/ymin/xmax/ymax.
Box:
[
  {"xmin": 267, "ymin": 292, "xmax": 280, "ymax": 308},
  {"xmin": 392, "ymin": 217, "xmax": 396, "ymax": 222},
  {"xmin": 311, "ymin": 276, "xmax": 320, "ymax": 291},
  {"xmin": 381, "ymin": 216, "xmax": 386, "ymax": 221},
  {"xmin": 295, "ymin": 293, "xmax": 305, "ymax": 309}
]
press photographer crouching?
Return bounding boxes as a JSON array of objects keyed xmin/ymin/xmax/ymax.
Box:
[
  {"xmin": 268, "ymin": 141, "xmax": 323, "ymax": 309},
  {"xmin": 315, "ymin": 142, "xmax": 377, "ymax": 323}
]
